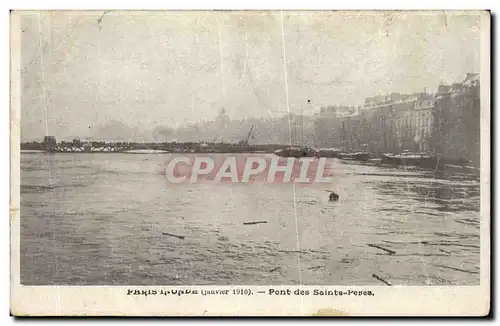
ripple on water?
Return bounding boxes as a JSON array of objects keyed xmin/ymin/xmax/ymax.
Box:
[{"xmin": 20, "ymin": 153, "xmax": 480, "ymax": 285}]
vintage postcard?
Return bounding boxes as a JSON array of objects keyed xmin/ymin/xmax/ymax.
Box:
[{"xmin": 10, "ymin": 10, "xmax": 490, "ymax": 316}]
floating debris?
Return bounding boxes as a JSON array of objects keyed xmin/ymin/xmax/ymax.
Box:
[
  {"xmin": 218, "ymin": 236, "xmax": 229, "ymax": 242},
  {"xmin": 308, "ymin": 265, "xmax": 323, "ymax": 271},
  {"xmin": 243, "ymin": 221, "xmax": 268, "ymax": 225},
  {"xmin": 431, "ymin": 264, "xmax": 479, "ymax": 274},
  {"xmin": 382, "ymin": 240, "xmax": 479, "ymax": 249},
  {"xmin": 309, "ymin": 249, "xmax": 329, "ymax": 254},
  {"xmin": 269, "ymin": 267, "xmax": 281, "ymax": 272},
  {"xmin": 329, "ymin": 192, "xmax": 339, "ymax": 201},
  {"xmin": 372, "ymin": 273, "xmax": 392, "ymax": 286},
  {"xmin": 368, "ymin": 244, "xmax": 396, "ymax": 255},
  {"xmin": 278, "ymin": 249, "xmax": 309, "ymax": 254},
  {"xmin": 299, "ymin": 200, "xmax": 319, "ymax": 205},
  {"xmin": 162, "ymin": 232, "xmax": 185, "ymax": 240},
  {"xmin": 341, "ymin": 257, "xmax": 355, "ymax": 263}
]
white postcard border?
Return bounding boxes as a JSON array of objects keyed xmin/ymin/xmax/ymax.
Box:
[{"xmin": 9, "ymin": 10, "xmax": 491, "ymax": 317}]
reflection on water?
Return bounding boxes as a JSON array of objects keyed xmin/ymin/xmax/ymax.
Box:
[
  {"xmin": 374, "ymin": 180, "xmax": 480, "ymax": 214},
  {"xmin": 20, "ymin": 153, "xmax": 481, "ymax": 285}
]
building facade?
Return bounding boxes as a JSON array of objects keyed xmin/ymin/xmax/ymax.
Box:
[
  {"xmin": 434, "ymin": 74, "xmax": 480, "ymax": 164},
  {"xmin": 412, "ymin": 96, "xmax": 435, "ymax": 152},
  {"xmin": 313, "ymin": 106, "xmax": 355, "ymax": 149},
  {"xmin": 313, "ymin": 73, "xmax": 480, "ymax": 164}
]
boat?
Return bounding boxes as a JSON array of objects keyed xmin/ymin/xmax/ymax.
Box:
[
  {"xmin": 274, "ymin": 147, "xmax": 316, "ymax": 158},
  {"xmin": 367, "ymin": 158, "xmax": 383, "ymax": 165},
  {"xmin": 381, "ymin": 152, "xmax": 442, "ymax": 169},
  {"xmin": 315, "ymin": 148, "xmax": 342, "ymax": 158},
  {"xmin": 338, "ymin": 152, "xmax": 371, "ymax": 161}
]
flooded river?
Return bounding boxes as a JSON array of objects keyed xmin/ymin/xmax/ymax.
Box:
[{"xmin": 20, "ymin": 153, "xmax": 480, "ymax": 285}]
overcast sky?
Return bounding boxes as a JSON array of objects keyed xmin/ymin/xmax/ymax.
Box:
[{"xmin": 20, "ymin": 11, "xmax": 481, "ymax": 141}]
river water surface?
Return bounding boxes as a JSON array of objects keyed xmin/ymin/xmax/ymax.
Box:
[{"xmin": 20, "ymin": 153, "xmax": 480, "ymax": 285}]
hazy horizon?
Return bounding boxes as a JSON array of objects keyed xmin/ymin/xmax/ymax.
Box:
[{"xmin": 20, "ymin": 11, "xmax": 481, "ymax": 141}]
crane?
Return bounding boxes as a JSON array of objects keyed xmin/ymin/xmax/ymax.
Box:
[{"xmin": 239, "ymin": 125, "xmax": 254, "ymax": 145}]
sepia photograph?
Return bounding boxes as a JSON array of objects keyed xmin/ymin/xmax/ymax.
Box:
[{"xmin": 10, "ymin": 9, "xmax": 490, "ymax": 316}]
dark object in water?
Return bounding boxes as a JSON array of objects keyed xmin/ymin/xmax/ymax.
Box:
[
  {"xmin": 243, "ymin": 221, "xmax": 268, "ymax": 225},
  {"xmin": 274, "ymin": 147, "xmax": 316, "ymax": 158},
  {"xmin": 381, "ymin": 152, "xmax": 443, "ymax": 169},
  {"xmin": 329, "ymin": 192, "xmax": 339, "ymax": 201},
  {"xmin": 368, "ymin": 243, "xmax": 396, "ymax": 255},
  {"xmin": 339, "ymin": 152, "xmax": 370, "ymax": 161},
  {"xmin": 315, "ymin": 148, "xmax": 342, "ymax": 158},
  {"xmin": 372, "ymin": 273, "xmax": 392, "ymax": 286},
  {"xmin": 162, "ymin": 232, "xmax": 185, "ymax": 240}
]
